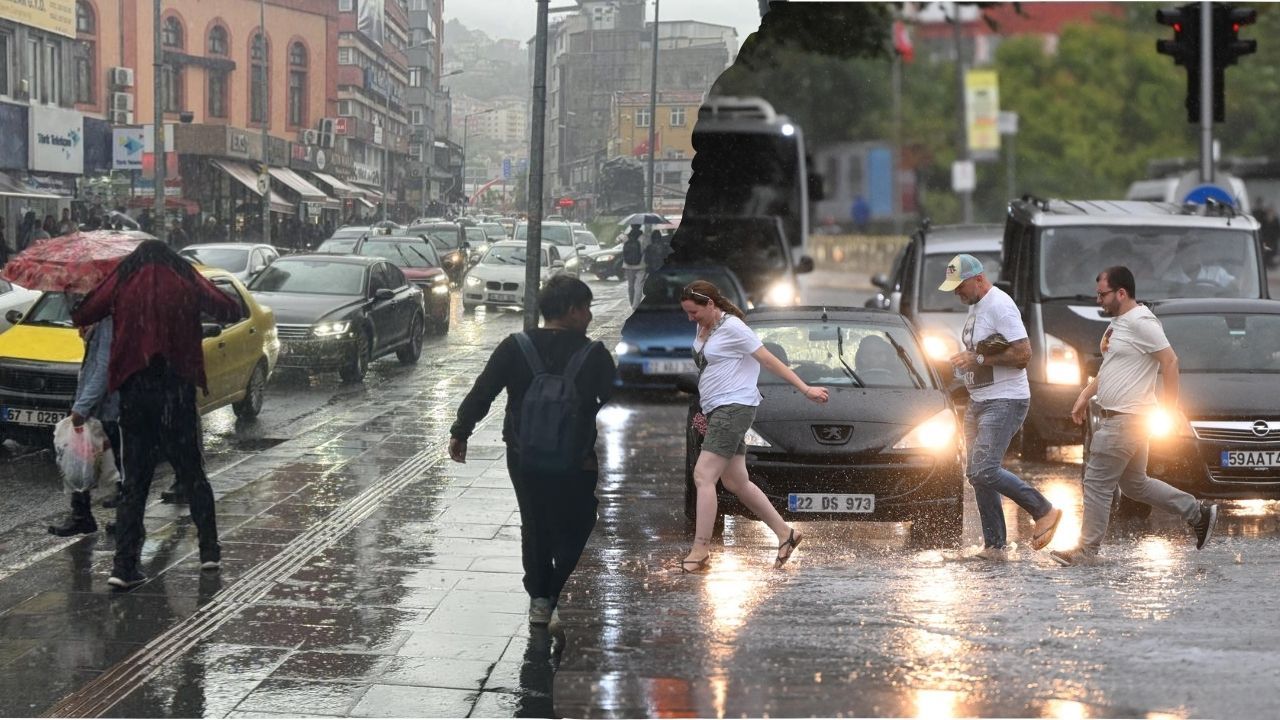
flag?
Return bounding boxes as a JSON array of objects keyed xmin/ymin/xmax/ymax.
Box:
[{"xmin": 893, "ymin": 20, "xmax": 914, "ymax": 63}]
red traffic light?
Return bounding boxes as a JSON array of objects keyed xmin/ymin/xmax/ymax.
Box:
[{"xmin": 557, "ymin": 197, "xmax": 575, "ymax": 208}]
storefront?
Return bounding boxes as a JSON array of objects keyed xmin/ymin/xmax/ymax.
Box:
[{"xmin": 0, "ymin": 102, "xmax": 81, "ymax": 251}]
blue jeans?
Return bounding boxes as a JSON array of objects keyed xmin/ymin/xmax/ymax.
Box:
[{"xmin": 964, "ymin": 398, "xmax": 1053, "ymax": 548}]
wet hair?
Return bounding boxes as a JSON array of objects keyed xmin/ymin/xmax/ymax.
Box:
[
  {"xmin": 1098, "ymin": 265, "xmax": 1136, "ymax": 299},
  {"xmin": 115, "ymin": 239, "xmax": 199, "ymax": 283},
  {"xmin": 538, "ymin": 274, "xmax": 593, "ymax": 321},
  {"xmin": 680, "ymin": 279, "xmax": 745, "ymax": 319}
]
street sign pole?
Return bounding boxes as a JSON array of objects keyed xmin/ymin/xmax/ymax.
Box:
[
  {"xmin": 524, "ymin": 0, "xmax": 550, "ymax": 331},
  {"xmin": 152, "ymin": 0, "xmax": 166, "ymax": 244}
]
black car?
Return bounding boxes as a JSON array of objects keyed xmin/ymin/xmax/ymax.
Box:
[
  {"xmin": 677, "ymin": 307, "xmax": 965, "ymax": 545},
  {"xmin": 247, "ymin": 255, "xmax": 426, "ymax": 382},
  {"xmin": 583, "ymin": 246, "xmax": 624, "ymax": 280},
  {"xmin": 1087, "ymin": 298, "xmax": 1280, "ymax": 514},
  {"xmin": 320, "ymin": 234, "xmax": 452, "ymax": 336},
  {"xmin": 408, "ymin": 222, "xmax": 468, "ymax": 284}
]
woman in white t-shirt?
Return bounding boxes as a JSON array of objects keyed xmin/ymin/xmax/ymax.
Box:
[{"xmin": 679, "ymin": 280, "xmax": 829, "ymax": 573}]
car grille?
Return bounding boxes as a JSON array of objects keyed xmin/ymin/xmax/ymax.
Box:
[
  {"xmin": 1192, "ymin": 420, "xmax": 1280, "ymax": 443},
  {"xmin": 486, "ymin": 281, "xmax": 519, "ymax": 291},
  {"xmin": 276, "ymin": 324, "xmax": 313, "ymax": 341},
  {"xmin": 0, "ymin": 367, "xmax": 79, "ymax": 395}
]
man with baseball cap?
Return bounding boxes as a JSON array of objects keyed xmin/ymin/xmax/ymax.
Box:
[{"xmin": 941, "ymin": 254, "xmax": 1062, "ymax": 558}]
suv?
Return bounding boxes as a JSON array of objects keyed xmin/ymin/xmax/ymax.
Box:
[{"xmin": 1001, "ymin": 197, "xmax": 1268, "ymax": 458}]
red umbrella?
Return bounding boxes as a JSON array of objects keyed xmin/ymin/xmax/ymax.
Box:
[{"xmin": 1, "ymin": 230, "xmax": 153, "ymax": 294}]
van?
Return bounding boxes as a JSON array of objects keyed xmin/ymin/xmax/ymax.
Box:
[
  {"xmin": 1000, "ymin": 198, "xmax": 1268, "ymax": 458},
  {"xmin": 1125, "ymin": 171, "xmax": 1251, "ymax": 214}
]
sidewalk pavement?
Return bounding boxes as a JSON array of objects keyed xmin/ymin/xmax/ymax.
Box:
[{"xmin": 0, "ymin": 300, "xmax": 627, "ymax": 718}]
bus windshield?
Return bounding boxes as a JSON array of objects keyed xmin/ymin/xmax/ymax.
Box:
[{"xmin": 685, "ymin": 131, "xmax": 803, "ymax": 251}]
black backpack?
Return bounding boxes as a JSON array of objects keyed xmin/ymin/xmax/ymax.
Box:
[
  {"xmin": 622, "ymin": 236, "xmax": 643, "ymax": 266},
  {"xmin": 644, "ymin": 238, "xmax": 668, "ymax": 272},
  {"xmin": 513, "ymin": 333, "xmax": 601, "ymax": 475}
]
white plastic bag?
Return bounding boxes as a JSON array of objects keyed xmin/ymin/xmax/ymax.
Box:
[{"xmin": 53, "ymin": 416, "xmax": 109, "ymax": 493}]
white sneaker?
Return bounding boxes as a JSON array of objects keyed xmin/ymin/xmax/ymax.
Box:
[{"xmin": 529, "ymin": 597, "xmax": 553, "ymax": 625}]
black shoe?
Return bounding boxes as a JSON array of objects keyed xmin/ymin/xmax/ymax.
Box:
[
  {"xmin": 1193, "ymin": 502, "xmax": 1219, "ymax": 550},
  {"xmin": 107, "ymin": 567, "xmax": 147, "ymax": 590},
  {"xmin": 199, "ymin": 546, "xmax": 221, "ymax": 572},
  {"xmin": 47, "ymin": 514, "xmax": 97, "ymax": 537}
]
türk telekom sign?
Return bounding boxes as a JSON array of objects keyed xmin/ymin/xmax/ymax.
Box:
[{"xmin": 30, "ymin": 106, "xmax": 84, "ymax": 174}]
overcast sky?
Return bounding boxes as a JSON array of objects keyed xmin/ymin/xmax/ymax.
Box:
[{"xmin": 448, "ymin": 0, "xmax": 765, "ymax": 47}]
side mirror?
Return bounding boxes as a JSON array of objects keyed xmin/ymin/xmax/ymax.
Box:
[
  {"xmin": 795, "ymin": 255, "xmax": 815, "ymax": 274},
  {"xmin": 674, "ymin": 373, "xmax": 699, "ymax": 395},
  {"xmin": 4, "ymin": 309, "xmax": 22, "ymax": 325},
  {"xmin": 374, "ymin": 287, "xmax": 396, "ymax": 301},
  {"xmin": 1084, "ymin": 355, "xmax": 1103, "ymax": 378},
  {"xmin": 552, "ymin": 260, "xmax": 565, "ymax": 269},
  {"xmin": 201, "ymin": 323, "xmax": 222, "ymax": 339},
  {"xmin": 863, "ymin": 294, "xmax": 885, "ymax": 309},
  {"xmin": 871, "ymin": 272, "xmax": 890, "ymax": 290}
]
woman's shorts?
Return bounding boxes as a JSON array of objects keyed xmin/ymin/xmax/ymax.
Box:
[{"xmin": 701, "ymin": 403, "xmax": 758, "ymax": 458}]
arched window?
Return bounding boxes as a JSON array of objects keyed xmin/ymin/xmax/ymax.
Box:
[
  {"xmin": 207, "ymin": 25, "xmax": 229, "ymax": 118},
  {"xmin": 250, "ymin": 32, "xmax": 269, "ymax": 125},
  {"xmin": 287, "ymin": 42, "xmax": 307, "ymax": 127},
  {"xmin": 159, "ymin": 16, "xmax": 184, "ymax": 112},
  {"xmin": 74, "ymin": 1, "xmax": 96, "ymax": 104}
]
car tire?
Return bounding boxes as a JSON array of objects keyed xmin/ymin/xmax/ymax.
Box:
[
  {"xmin": 231, "ymin": 360, "xmax": 268, "ymax": 419},
  {"xmin": 397, "ymin": 314, "xmax": 425, "ymax": 364},
  {"xmin": 339, "ymin": 329, "xmax": 370, "ymax": 383}
]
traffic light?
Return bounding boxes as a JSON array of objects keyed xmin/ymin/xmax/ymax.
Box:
[
  {"xmin": 1156, "ymin": 3, "xmax": 1257, "ymax": 123},
  {"xmin": 1215, "ymin": 5, "xmax": 1257, "ymax": 68},
  {"xmin": 1156, "ymin": 4, "xmax": 1198, "ymax": 67}
]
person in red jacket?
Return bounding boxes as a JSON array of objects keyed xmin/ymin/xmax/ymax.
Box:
[{"xmin": 73, "ymin": 240, "xmax": 243, "ymax": 590}]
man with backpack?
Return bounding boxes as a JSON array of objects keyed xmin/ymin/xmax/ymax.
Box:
[
  {"xmin": 449, "ymin": 275, "xmax": 617, "ymax": 629},
  {"xmin": 621, "ymin": 223, "xmax": 645, "ymax": 307}
]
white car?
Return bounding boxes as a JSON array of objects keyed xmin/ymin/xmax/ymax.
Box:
[
  {"xmin": 0, "ymin": 280, "xmax": 40, "ymax": 333},
  {"xmin": 462, "ymin": 241, "xmax": 569, "ymax": 310},
  {"xmin": 180, "ymin": 243, "xmax": 281, "ymax": 284}
]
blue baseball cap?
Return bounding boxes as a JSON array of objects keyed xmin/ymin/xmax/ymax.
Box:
[{"xmin": 938, "ymin": 253, "xmax": 986, "ymax": 291}]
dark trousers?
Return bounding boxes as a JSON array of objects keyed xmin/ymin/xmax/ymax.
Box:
[
  {"xmin": 505, "ymin": 447, "xmax": 598, "ymax": 600},
  {"xmin": 113, "ymin": 363, "xmax": 219, "ymax": 573},
  {"xmin": 102, "ymin": 420, "xmax": 122, "ymax": 478}
]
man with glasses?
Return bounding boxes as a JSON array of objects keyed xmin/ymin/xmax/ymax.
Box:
[
  {"xmin": 941, "ymin": 254, "xmax": 1062, "ymax": 558},
  {"xmin": 1053, "ymin": 266, "xmax": 1219, "ymax": 566}
]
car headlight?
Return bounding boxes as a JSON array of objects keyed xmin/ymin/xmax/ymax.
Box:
[
  {"xmin": 465, "ymin": 275, "xmax": 482, "ymax": 287},
  {"xmin": 764, "ymin": 281, "xmax": 798, "ymax": 306},
  {"xmin": 892, "ymin": 408, "xmax": 957, "ymax": 450},
  {"xmin": 1045, "ymin": 333, "xmax": 1081, "ymax": 385},
  {"xmin": 921, "ymin": 332, "xmax": 960, "ymax": 362},
  {"xmin": 313, "ymin": 320, "xmax": 351, "ymax": 337},
  {"xmin": 744, "ymin": 427, "xmax": 772, "ymax": 448},
  {"xmin": 614, "ymin": 341, "xmax": 634, "ymax": 355},
  {"xmin": 1147, "ymin": 406, "xmax": 1193, "ymax": 438},
  {"xmin": 431, "ymin": 283, "xmax": 450, "ymax": 295}
]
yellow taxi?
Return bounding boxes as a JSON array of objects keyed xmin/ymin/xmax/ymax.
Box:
[{"xmin": 0, "ymin": 266, "xmax": 279, "ymax": 446}]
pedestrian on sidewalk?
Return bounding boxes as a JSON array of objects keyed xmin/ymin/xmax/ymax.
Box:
[
  {"xmin": 449, "ymin": 275, "xmax": 617, "ymax": 627},
  {"xmin": 47, "ymin": 315, "xmax": 123, "ymax": 537},
  {"xmin": 940, "ymin": 254, "xmax": 1062, "ymax": 558},
  {"xmin": 1052, "ymin": 266, "xmax": 1219, "ymax": 566},
  {"xmin": 73, "ymin": 240, "xmax": 244, "ymax": 589},
  {"xmin": 621, "ymin": 223, "xmax": 645, "ymax": 308},
  {"xmin": 679, "ymin": 280, "xmax": 829, "ymax": 573}
]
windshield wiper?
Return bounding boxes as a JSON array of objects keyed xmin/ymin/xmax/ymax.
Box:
[
  {"xmin": 884, "ymin": 333, "xmax": 926, "ymax": 389},
  {"xmin": 834, "ymin": 329, "xmax": 864, "ymax": 387}
]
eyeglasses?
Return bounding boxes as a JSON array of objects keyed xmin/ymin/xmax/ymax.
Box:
[{"xmin": 1096, "ymin": 289, "xmax": 1117, "ymax": 300}]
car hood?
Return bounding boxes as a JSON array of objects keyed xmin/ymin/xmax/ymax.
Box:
[
  {"xmin": 1180, "ymin": 373, "xmax": 1280, "ymax": 421},
  {"xmin": 247, "ymin": 292, "xmax": 364, "ymax": 325},
  {"xmin": 621, "ymin": 310, "xmax": 693, "ymax": 351},
  {"xmin": 752, "ymin": 386, "xmax": 949, "ymax": 454},
  {"xmin": 0, "ymin": 324, "xmax": 83, "ymax": 364}
]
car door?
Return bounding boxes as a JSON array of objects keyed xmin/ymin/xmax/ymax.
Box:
[
  {"xmin": 207, "ymin": 277, "xmax": 257, "ymax": 409},
  {"xmin": 366, "ymin": 263, "xmax": 402, "ymax": 354},
  {"xmin": 384, "ymin": 263, "xmax": 418, "ymax": 337}
]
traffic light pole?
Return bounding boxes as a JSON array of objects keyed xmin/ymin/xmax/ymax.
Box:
[
  {"xmin": 1199, "ymin": 1, "xmax": 1214, "ymax": 184},
  {"xmin": 524, "ymin": 0, "xmax": 549, "ymax": 331}
]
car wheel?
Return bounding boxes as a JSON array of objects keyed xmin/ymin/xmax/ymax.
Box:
[
  {"xmin": 339, "ymin": 329, "xmax": 370, "ymax": 383},
  {"xmin": 231, "ymin": 360, "xmax": 267, "ymax": 419},
  {"xmin": 397, "ymin": 314, "xmax": 425, "ymax": 364}
]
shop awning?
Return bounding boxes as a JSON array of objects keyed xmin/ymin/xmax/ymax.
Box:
[
  {"xmin": 211, "ymin": 159, "xmax": 295, "ymax": 215},
  {"xmin": 350, "ymin": 181, "xmax": 384, "ymax": 204},
  {"xmin": 269, "ymin": 167, "xmax": 327, "ymax": 202},
  {"xmin": 0, "ymin": 172, "xmax": 68, "ymax": 199},
  {"xmin": 310, "ymin": 172, "xmax": 361, "ymax": 199},
  {"xmin": 355, "ymin": 197, "xmax": 375, "ymax": 209}
]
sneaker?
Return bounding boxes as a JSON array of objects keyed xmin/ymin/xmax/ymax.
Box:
[
  {"xmin": 974, "ymin": 546, "xmax": 1011, "ymax": 561},
  {"xmin": 548, "ymin": 606, "xmax": 562, "ymax": 635},
  {"xmin": 107, "ymin": 568, "xmax": 148, "ymax": 590},
  {"xmin": 1049, "ymin": 547, "xmax": 1100, "ymax": 567},
  {"xmin": 528, "ymin": 597, "xmax": 553, "ymax": 625},
  {"xmin": 1193, "ymin": 502, "xmax": 1219, "ymax": 550},
  {"xmin": 200, "ymin": 547, "xmax": 221, "ymax": 572}
]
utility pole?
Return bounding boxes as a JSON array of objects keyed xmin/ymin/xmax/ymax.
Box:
[
  {"xmin": 152, "ymin": 0, "xmax": 166, "ymax": 244},
  {"xmin": 645, "ymin": 0, "xmax": 659, "ymax": 212},
  {"xmin": 260, "ymin": 0, "xmax": 271, "ymax": 246},
  {"xmin": 524, "ymin": 0, "xmax": 549, "ymax": 331}
]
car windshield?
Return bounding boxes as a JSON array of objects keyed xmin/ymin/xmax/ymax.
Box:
[
  {"xmin": 22, "ymin": 292, "xmax": 76, "ymax": 326},
  {"xmin": 328, "ymin": 228, "xmax": 367, "ymax": 240},
  {"xmin": 479, "ymin": 223, "xmax": 505, "ymax": 238},
  {"xmin": 408, "ymin": 226, "xmax": 460, "ymax": 249},
  {"xmin": 637, "ymin": 268, "xmax": 743, "ymax": 312},
  {"xmin": 575, "ymin": 231, "xmax": 598, "ymax": 246},
  {"xmin": 248, "ymin": 260, "xmax": 366, "ymax": 295},
  {"xmin": 482, "ymin": 245, "xmax": 546, "ymax": 267},
  {"xmin": 1038, "ymin": 226, "xmax": 1261, "ymax": 300},
  {"xmin": 317, "ymin": 238, "xmax": 358, "ymax": 253},
  {"xmin": 514, "ymin": 222, "xmax": 574, "ymax": 245},
  {"xmin": 922, "ymin": 251, "xmax": 1001, "ymax": 311},
  {"xmin": 179, "ymin": 247, "xmax": 249, "ymax": 273},
  {"xmin": 1161, "ymin": 313, "xmax": 1280, "ymax": 373},
  {"xmin": 754, "ymin": 322, "xmax": 931, "ymax": 389},
  {"xmin": 359, "ymin": 240, "xmax": 439, "ymax": 269},
  {"xmin": 465, "ymin": 228, "xmax": 486, "ymax": 242}
]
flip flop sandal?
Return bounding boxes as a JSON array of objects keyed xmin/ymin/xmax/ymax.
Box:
[
  {"xmin": 774, "ymin": 529, "xmax": 804, "ymax": 568},
  {"xmin": 1031, "ymin": 508, "xmax": 1063, "ymax": 551},
  {"xmin": 679, "ymin": 555, "xmax": 712, "ymax": 574}
]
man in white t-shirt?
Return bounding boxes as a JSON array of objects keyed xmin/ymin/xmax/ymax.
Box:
[
  {"xmin": 1052, "ymin": 266, "xmax": 1219, "ymax": 566},
  {"xmin": 940, "ymin": 254, "xmax": 1062, "ymax": 557}
]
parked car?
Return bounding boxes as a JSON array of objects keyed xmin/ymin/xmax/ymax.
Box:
[
  {"xmin": 614, "ymin": 264, "xmax": 749, "ymax": 389},
  {"xmin": 0, "ymin": 268, "xmax": 278, "ymax": 447},
  {"xmin": 407, "ymin": 222, "xmax": 468, "ymax": 284},
  {"xmin": 462, "ymin": 240, "xmax": 569, "ymax": 311},
  {"xmin": 179, "ymin": 243, "xmax": 281, "ymax": 285},
  {"xmin": 1085, "ymin": 298, "xmax": 1280, "ymax": 516},
  {"xmin": 676, "ymin": 306, "xmax": 964, "ymax": 545},
  {"xmin": 247, "ymin": 255, "xmax": 426, "ymax": 382},
  {"xmin": 325, "ymin": 234, "xmax": 452, "ymax": 336},
  {"xmin": 0, "ymin": 280, "xmax": 41, "ymax": 334},
  {"xmin": 669, "ymin": 216, "xmax": 814, "ymax": 307}
]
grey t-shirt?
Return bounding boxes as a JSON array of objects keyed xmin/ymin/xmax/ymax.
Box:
[{"xmin": 1096, "ymin": 305, "xmax": 1171, "ymax": 413}]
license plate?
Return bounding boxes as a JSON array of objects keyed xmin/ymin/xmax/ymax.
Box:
[
  {"xmin": 0, "ymin": 406, "xmax": 66, "ymax": 427},
  {"xmin": 644, "ymin": 359, "xmax": 696, "ymax": 375},
  {"xmin": 788, "ymin": 493, "xmax": 875, "ymax": 513},
  {"xmin": 1221, "ymin": 449, "xmax": 1280, "ymax": 467},
  {"xmin": 491, "ymin": 293, "xmax": 516, "ymax": 303}
]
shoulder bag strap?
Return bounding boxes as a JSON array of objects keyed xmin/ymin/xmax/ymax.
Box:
[{"xmin": 563, "ymin": 340, "xmax": 601, "ymax": 384}]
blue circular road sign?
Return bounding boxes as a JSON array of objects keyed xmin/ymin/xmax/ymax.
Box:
[{"xmin": 1183, "ymin": 184, "xmax": 1238, "ymax": 208}]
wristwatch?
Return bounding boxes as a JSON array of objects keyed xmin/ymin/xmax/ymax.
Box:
[{"xmin": 975, "ymin": 353, "xmax": 985, "ymax": 366}]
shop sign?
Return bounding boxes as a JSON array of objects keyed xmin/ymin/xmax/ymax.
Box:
[
  {"xmin": 0, "ymin": 0, "xmax": 75, "ymax": 38},
  {"xmin": 113, "ymin": 128, "xmax": 145, "ymax": 170},
  {"xmin": 227, "ymin": 129, "xmax": 252, "ymax": 158},
  {"xmin": 353, "ymin": 162, "xmax": 381, "ymax": 186},
  {"xmin": 30, "ymin": 106, "xmax": 84, "ymax": 174},
  {"xmin": 290, "ymin": 144, "xmax": 329, "ymax": 172}
]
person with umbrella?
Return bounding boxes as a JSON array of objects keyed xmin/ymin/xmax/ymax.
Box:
[{"xmin": 72, "ymin": 240, "xmax": 244, "ymax": 590}]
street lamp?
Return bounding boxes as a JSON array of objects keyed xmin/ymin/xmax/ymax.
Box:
[{"xmin": 462, "ymin": 108, "xmax": 496, "ymax": 212}]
